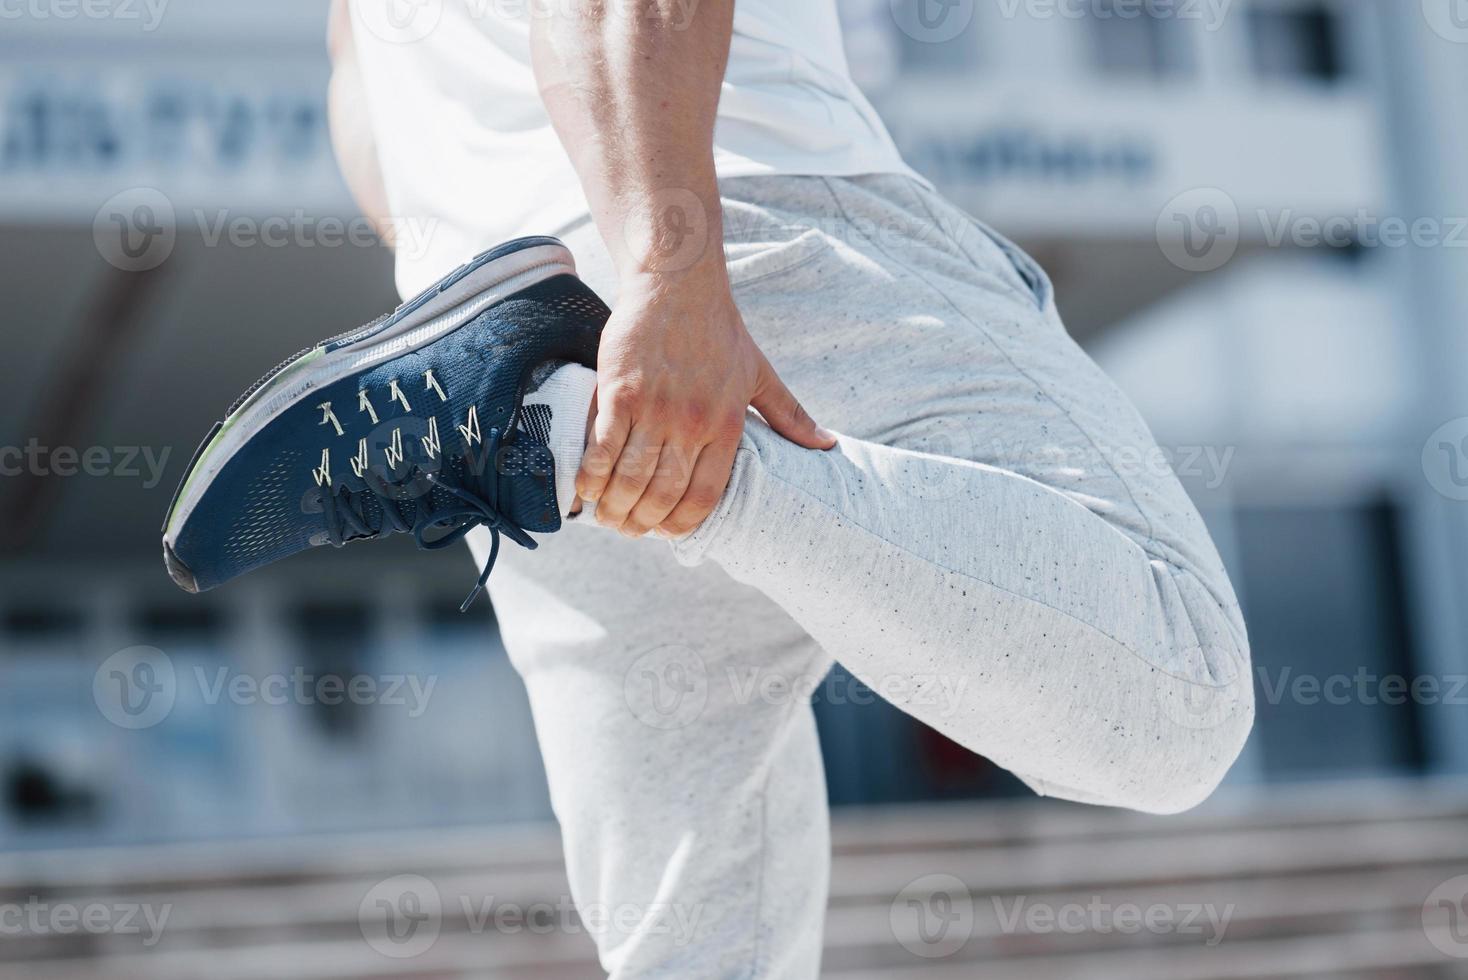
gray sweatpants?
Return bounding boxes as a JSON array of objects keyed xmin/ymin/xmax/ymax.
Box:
[{"xmin": 468, "ymin": 173, "xmax": 1253, "ymax": 978}]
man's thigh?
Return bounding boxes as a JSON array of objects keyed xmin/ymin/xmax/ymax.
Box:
[{"xmin": 723, "ymin": 174, "xmax": 1228, "ymax": 596}]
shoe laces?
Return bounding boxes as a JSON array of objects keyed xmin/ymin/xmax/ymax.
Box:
[{"xmin": 319, "ymin": 425, "xmax": 537, "ymax": 611}]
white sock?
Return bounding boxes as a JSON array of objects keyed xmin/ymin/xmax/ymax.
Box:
[{"xmin": 519, "ymin": 363, "xmax": 596, "ymax": 518}]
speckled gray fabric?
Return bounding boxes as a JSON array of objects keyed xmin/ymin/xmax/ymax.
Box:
[{"xmin": 470, "ymin": 173, "xmax": 1253, "ymax": 979}]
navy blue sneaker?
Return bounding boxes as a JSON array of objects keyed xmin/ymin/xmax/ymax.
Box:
[{"xmin": 162, "ymin": 236, "xmax": 607, "ymax": 609}]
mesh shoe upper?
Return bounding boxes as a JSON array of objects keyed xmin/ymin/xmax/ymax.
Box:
[{"xmin": 164, "ymin": 260, "xmax": 607, "ymax": 603}]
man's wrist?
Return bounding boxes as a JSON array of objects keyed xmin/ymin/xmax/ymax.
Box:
[
  {"xmin": 617, "ymin": 250, "xmax": 732, "ymax": 306},
  {"xmin": 609, "ymin": 183, "xmax": 724, "ymax": 282}
]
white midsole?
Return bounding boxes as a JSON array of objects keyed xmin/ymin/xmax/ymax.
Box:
[{"xmin": 165, "ymin": 244, "xmax": 577, "ymax": 542}]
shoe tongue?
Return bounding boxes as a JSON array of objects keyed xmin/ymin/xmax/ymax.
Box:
[{"xmin": 496, "ymin": 439, "xmax": 561, "ymax": 534}]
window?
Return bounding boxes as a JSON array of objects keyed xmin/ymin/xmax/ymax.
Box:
[
  {"xmin": 290, "ymin": 601, "xmax": 375, "ymax": 738},
  {"xmin": 889, "ymin": 0, "xmax": 982, "ymax": 74},
  {"xmin": 1247, "ymin": 3, "xmax": 1345, "ymax": 83},
  {"xmin": 1234, "ymin": 500, "xmax": 1424, "ymax": 779},
  {"xmin": 1089, "ymin": 0, "xmax": 1194, "ymax": 78}
]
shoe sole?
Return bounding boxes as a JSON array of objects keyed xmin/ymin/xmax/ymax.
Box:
[{"xmin": 161, "ymin": 236, "xmax": 577, "ymax": 581}]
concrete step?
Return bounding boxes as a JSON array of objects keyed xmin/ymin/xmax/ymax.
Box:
[
  {"xmin": 1, "ymin": 782, "xmax": 1466, "ymax": 978},
  {"xmin": 5, "ymin": 780, "xmax": 1465, "ymax": 893}
]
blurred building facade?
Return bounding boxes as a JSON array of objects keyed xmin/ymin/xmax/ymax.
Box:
[{"xmin": 1, "ymin": 0, "xmax": 1465, "ymax": 848}]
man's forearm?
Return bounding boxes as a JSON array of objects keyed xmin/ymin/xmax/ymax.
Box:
[
  {"xmin": 530, "ymin": 1, "xmax": 733, "ymax": 281},
  {"xmin": 529, "ymin": 0, "xmax": 830, "ymax": 538}
]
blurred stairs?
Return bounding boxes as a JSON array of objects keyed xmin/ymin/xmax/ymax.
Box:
[{"xmin": 2, "ymin": 781, "xmax": 1467, "ymax": 979}]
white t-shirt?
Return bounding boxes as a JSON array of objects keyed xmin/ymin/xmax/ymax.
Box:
[{"xmin": 348, "ymin": 0, "xmax": 917, "ymax": 297}]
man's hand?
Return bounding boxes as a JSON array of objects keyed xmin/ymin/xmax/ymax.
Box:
[
  {"xmin": 578, "ymin": 260, "xmax": 834, "ymax": 537},
  {"xmin": 530, "ymin": 0, "xmax": 833, "ymax": 538}
]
